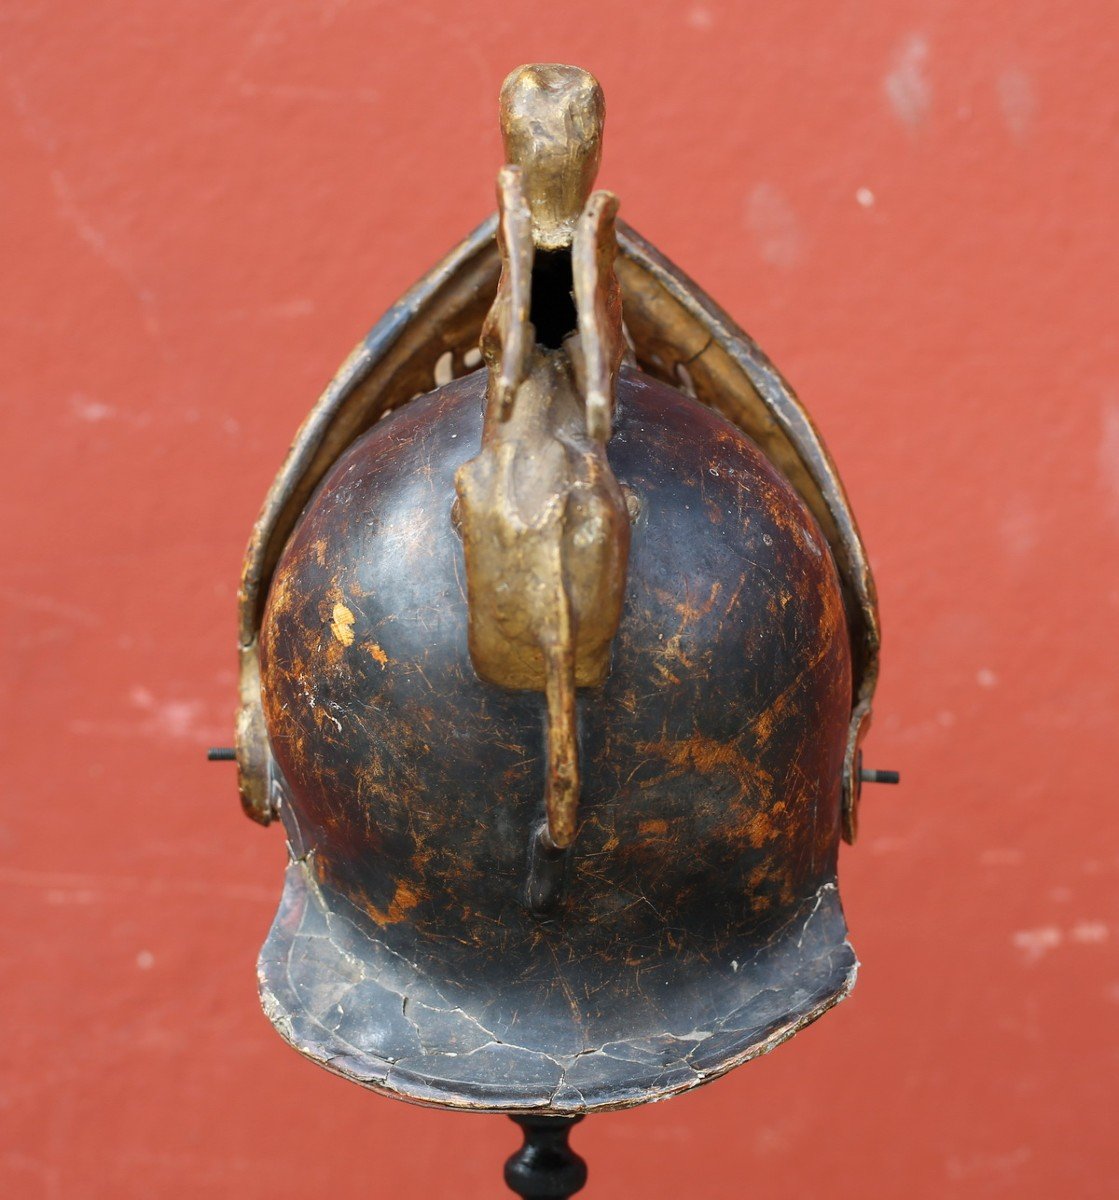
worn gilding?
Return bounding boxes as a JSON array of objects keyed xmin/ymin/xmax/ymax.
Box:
[{"xmin": 455, "ymin": 76, "xmax": 630, "ymax": 859}]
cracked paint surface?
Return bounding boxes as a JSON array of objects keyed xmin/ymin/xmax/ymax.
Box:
[
  {"xmin": 259, "ymin": 863, "xmax": 856, "ymax": 1112},
  {"xmin": 257, "ymin": 367, "xmax": 856, "ymax": 1111}
]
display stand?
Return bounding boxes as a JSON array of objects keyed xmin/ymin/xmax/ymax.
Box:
[{"xmin": 504, "ymin": 1115, "xmax": 587, "ymax": 1199}]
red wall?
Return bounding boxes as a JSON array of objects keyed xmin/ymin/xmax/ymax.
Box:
[{"xmin": 3, "ymin": 3, "xmax": 1116, "ymax": 1196}]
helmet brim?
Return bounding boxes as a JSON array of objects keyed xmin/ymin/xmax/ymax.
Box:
[{"xmin": 258, "ymin": 861, "xmax": 857, "ymax": 1113}]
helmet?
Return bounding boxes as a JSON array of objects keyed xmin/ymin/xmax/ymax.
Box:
[{"xmin": 231, "ymin": 64, "xmax": 883, "ymax": 1113}]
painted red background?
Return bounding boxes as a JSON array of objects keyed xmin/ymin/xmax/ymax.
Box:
[{"xmin": 2, "ymin": 2, "xmax": 1116, "ymax": 1196}]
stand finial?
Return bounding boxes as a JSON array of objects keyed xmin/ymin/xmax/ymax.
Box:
[{"xmin": 504, "ymin": 1114, "xmax": 588, "ymax": 1199}]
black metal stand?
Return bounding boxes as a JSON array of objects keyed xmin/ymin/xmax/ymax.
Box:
[{"xmin": 504, "ymin": 1115, "xmax": 587, "ymax": 1199}]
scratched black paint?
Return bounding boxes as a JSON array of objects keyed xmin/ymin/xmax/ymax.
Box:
[{"xmin": 257, "ymin": 366, "xmax": 855, "ymax": 1112}]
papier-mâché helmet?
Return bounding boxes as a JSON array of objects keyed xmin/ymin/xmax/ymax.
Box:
[{"xmin": 226, "ymin": 64, "xmax": 888, "ymax": 1114}]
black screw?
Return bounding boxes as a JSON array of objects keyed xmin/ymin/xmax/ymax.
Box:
[
  {"xmin": 207, "ymin": 747, "xmax": 236, "ymax": 762},
  {"xmin": 860, "ymin": 768, "xmax": 900, "ymax": 785}
]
